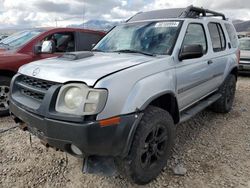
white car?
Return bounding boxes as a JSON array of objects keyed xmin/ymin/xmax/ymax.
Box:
[{"xmin": 239, "ymin": 37, "xmax": 250, "ymax": 73}]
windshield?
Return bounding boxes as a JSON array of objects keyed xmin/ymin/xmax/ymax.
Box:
[
  {"xmin": 94, "ymin": 21, "xmax": 182, "ymax": 55},
  {"xmin": 239, "ymin": 39, "xmax": 250, "ymax": 51},
  {"xmin": 0, "ymin": 30, "xmax": 42, "ymax": 49}
]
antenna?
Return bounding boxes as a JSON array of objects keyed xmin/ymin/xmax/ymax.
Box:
[{"xmin": 55, "ymin": 19, "xmax": 58, "ymax": 27}]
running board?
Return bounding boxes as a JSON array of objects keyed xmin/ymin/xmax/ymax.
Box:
[{"xmin": 179, "ymin": 93, "xmax": 222, "ymax": 123}]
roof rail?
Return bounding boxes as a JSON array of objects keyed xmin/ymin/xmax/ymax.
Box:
[
  {"xmin": 126, "ymin": 6, "xmax": 227, "ymax": 23},
  {"xmin": 180, "ymin": 5, "xmax": 226, "ymax": 20}
]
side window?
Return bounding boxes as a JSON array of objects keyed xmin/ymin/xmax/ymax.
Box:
[
  {"xmin": 42, "ymin": 32, "xmax": 75, "ymax": 53},
  {"xmin": 218, "ymin": 25, "xmax": 226, "ymax": 49},
  {"xmin": 182, "ymin": 23, "xmax": 207, "ymax": 53},
  {"xmin": 76, "ymin": 32, "xmax": 103, "ymax": 51},
  {"xmin": 225, "ymin": 23, "xmax": 238, "ymax": 48},
  {"xmin": 208, "ymin": 23, "xmax": 226, "ymax": 52}
]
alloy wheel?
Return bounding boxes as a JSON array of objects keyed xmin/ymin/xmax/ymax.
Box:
[
  {"xmin": 140, "ymin": 124, "xmax": 168, "ymax": 169},
  {"xmin": 0, "ymin": 86, "xmax": 10, "ymax": 111}
]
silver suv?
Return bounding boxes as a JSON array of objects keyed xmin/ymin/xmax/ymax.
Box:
[{"xmin": 10, "ymin": 6, "xmax": 239, "ymax": 185}]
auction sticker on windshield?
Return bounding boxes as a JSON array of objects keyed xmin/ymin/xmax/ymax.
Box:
[{"xmin": 155, "ymin": 22, "xmax": 179, "ymax": 28}]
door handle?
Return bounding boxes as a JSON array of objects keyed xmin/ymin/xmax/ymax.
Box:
[{"xmin": 207, "ymin": 60, "xmax": 214, "ymax": 65}]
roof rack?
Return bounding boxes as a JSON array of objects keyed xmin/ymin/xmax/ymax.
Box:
[
  {"xmin": 127, "ymin": 5, "xmax": 226, "ymax": 23},
  {"xmin": 180, "ymin": 5, "xmax": 226, "ymax": 20}
]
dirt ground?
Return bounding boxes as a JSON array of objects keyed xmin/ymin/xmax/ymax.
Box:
[{"xmin": 1, "ymin": 76, "xmax": 250, "ymax": 188}]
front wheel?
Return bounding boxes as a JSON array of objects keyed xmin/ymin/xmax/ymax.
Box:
[
  {"xmin": 115, "ymin": 106, "xmax": 176, "ymax": 185},
  {"xmin": 211, "ymin": 74, "xmax": 236, "ymax": 113},
  {"xmin": 0, "ymin": 76, "xmax": 11, "ymax": 117}
]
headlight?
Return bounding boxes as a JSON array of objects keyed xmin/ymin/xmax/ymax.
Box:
[
  {"xmin": 55, "ymin": 83, "xmax": 108, "ymax": 115},
  {"xmin": 64, "ymin": 87, "xmax": 83, "ymax": 109}
]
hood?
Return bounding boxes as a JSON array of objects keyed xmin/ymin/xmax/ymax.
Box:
[
  {"xmin": 0, "ymin": 48, "xmax": 17, "ymax": 56},
  {"xmin": 0, "ymin": 48, "xmax": 13, "ymax": 55},
  {"xmin": 19, "ymin": 52, "xmax": 155, "ymax": 86},
  {"xmin": 240, "ymin": 50, "xmax": 250, "ymax": 59}
]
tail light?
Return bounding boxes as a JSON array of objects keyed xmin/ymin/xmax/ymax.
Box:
[{"xmin": 237, "ymin": 49, "xmax": 241, "ymax": 64}]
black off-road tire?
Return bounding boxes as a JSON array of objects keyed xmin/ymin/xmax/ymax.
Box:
[
  {"xmin": 0, "ymin": 76, "xmax": 11, "ymax": 117},
  {"xmin": 211, "ymin": 74, "xmax": 236, "ymax": 113},
  {"xmin": 115, "ymin": 106, "xmax": 176, "ymax": 185}
]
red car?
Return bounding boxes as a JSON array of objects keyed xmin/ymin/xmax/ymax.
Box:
[{"xmin": 0, "ymin": 28, "xmax": 105, "ymax": 116}]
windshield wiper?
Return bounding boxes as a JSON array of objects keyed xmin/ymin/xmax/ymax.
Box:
[
  {"xmin": 92, "ymin": 49, "xmax": 105, "ymax": 52},
  {"xmin": 113, "ymin": 49, "xmax": 155, "ymax": 57}
]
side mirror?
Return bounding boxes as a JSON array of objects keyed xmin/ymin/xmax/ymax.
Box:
[
  {"xmin": 91, "ymin": 43, "xmax": 96, "ymax": 48},
  {"xmin": 33, "ymin": 44, "xmax": 42, "ymax": 55},
  {"xmin": 179, "ymin": 44, "xmax": 204, "ymax": 61},
  {"xmin": 41, "ymin": 41, "xmax": 55, "ymax": 54}
]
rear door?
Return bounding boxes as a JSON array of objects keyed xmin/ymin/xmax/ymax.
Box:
[
  {"xmin": 176, "ymin": 22, "xmax": 213, "ymax": 110},
  {"xmin": 206, "ymin": 22, "xmax": 228, "ymax": 89}
]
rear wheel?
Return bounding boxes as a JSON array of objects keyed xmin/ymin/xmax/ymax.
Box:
[
  {"xmin": 115, "ymin": 106, "xmax": 176, "ymax": 185},
  {"xmin": 211, "ymin": 74, "xmax": 236, "ymax": 113},
  {"xmin": 0, "ymin": 76, "xmax": 11, "ymax": 117}
]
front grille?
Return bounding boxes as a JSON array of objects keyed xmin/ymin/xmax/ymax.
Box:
[
  {"xmin": 22, "ymin": 76, "xmax": 55, "ymax": 91},
  {"xmin": 16, "ymin": 75, "xmax": 57, "ymax": 102},
  {"xmin": 21, "ymin": 88, "xmax": 45, "ymax": 101}
]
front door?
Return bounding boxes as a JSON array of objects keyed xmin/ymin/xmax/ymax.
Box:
[
  {"xmin": 34, "ymin": 32, "xmax": 75, "ymax": 60},
  {"xmin": 176, "ymin": 23, "xmax": 212, "ymax": 111}
]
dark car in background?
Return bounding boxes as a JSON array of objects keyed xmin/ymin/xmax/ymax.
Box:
[
  {"xmin": 239, "ymin": 37, "xmax": 250, "ymax": 74},
  {"xmin": 0, "ymin": 27, "xmax": 105, "ymax": 116}
]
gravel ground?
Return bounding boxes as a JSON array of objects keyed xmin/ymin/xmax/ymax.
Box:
[{"xmin": 1, "ymin": 76, "xmax": 250, "ymax": 188}]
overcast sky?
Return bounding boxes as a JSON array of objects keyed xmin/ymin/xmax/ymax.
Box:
[{"xmin": 0, "ymin": 0, "xmax": 250, "ymax": 28}]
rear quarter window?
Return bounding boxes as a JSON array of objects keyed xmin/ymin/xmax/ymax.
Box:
[{"xmin": 225, "ymin": 23, "xmax": 238, "ymax": 48}]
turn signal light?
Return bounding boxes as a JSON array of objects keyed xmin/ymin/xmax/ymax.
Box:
[{"xmin": 99, "ymin": 117, "xmax": 121, "ymax": 127}]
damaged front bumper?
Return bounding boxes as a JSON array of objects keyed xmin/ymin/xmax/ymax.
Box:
[{"xmin": 10, "ymin": 100, "xmax": 142, "ymax": 158}]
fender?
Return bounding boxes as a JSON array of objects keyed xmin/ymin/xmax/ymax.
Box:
[
  {"xmin": 95, "ymin": 56, "xmax": 176, "ymax": 120},
  {"xmin": 222, "ymin": 54, "xmax": 239, "ymax": 82},
  {"xmin": 120, "ymin": 69, "xmax": 177, "ymax": 116},
  {"xmin": 140, "ymin": 90, "xmax": 178, "ymax": 110}
]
